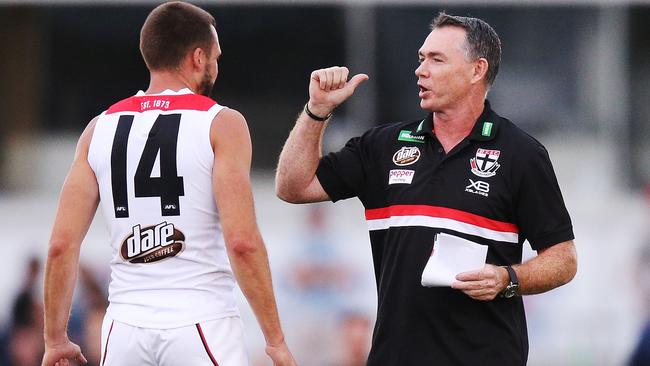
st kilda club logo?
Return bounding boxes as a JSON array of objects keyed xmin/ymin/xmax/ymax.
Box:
[
  {"xmin": 120, "ymin": 222, "xmax": 185, "ymax": 264},
  {"xmin": 470, "ymin": 148, "xmax": 501, "ymax": 178}
]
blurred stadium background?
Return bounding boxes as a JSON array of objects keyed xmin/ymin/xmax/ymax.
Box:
[{"xmin": 1, "ymin": 0, "xmax": 650, "ymax": 365}]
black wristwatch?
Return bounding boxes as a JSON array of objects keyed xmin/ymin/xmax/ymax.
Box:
[{"xmin": 501, "ymin": 266, "xmax": 520, "ymax": 298}]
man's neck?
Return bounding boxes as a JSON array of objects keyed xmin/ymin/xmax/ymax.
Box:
[
  {"xmin": 432, "ymin": 97, "xmax": 485, "ymax": 153},
  {"xmin": 145, "ymin": 70, "xmax": 195, "ymax": 95}
]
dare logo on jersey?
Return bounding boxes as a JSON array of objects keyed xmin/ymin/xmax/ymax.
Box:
[
  {"xmin": 392, "ymin": 147, "xmax": 421, "ymax": 166},
  {"xmin": 120, "ymin": 222, "xmax": 185, "ymax": 264}
]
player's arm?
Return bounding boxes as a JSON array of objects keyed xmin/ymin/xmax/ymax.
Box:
[
  {"xmin": 452, "ymin": 240, "xmax": 577, "ymax": 301},
  {"xmin": 42, "ymin": 118, "xmax": 99, "ymax": 366},
  {"xmin": 211, "ymin": 109, "xmax": 296, "ymax": 366},
  {"xmin": 275, "ymin": 67, "xmax": 368, "ymax": 204}
]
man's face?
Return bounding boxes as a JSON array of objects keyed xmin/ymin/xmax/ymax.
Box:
[
  {"xmin": 415, "ymin": 26, "xmax": 477, "ymax": 112},
  {"xmin": 198, "ymin": 26, "xmax": 221, "ymax": 97}
]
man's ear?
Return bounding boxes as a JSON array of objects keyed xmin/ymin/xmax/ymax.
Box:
[
  {"xmin": 190, "ymin": 47, "xmax": 204, "ymax": 70},
  {"xmin": 471, "ymin": 58, "xmax": 489, "ymax": 85}
]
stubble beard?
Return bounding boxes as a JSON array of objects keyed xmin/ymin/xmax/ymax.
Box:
[{"xmin": 198, "ymin": 70, "xmax": 215, "ymax": 97}]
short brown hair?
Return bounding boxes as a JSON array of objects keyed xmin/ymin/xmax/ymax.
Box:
[
  {"xmin": 140, "ymin": 2, "xmax": 217, "ymax": 71},
  {"xmin": 431, "ymin": 12, "xmax": 501, "ymax": 86}
]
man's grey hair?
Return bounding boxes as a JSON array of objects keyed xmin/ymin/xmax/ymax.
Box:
[{"xmin": 431, "ymin": 12, "xmax": 502, "ymax": 87}]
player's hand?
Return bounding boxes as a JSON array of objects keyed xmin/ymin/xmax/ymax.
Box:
[
  {"xmin": 42, "ymin": 338, "xmax": 87, "ymax": 366},
  {"xmin": 265, "ymin": 340, "xmax": 297, "ymax": 366},
  {"xmin": 307, "ymin": 66, "xmax": 369, "ymax": 118},
  {"xmin": 451, "ymin": 264, "xmax": 508, "ymax": 301}
]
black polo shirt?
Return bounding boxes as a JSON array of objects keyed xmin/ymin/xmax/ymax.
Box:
[{"xmin": 316, "ymin": 101, "xmax": 574, "ymax": 366}]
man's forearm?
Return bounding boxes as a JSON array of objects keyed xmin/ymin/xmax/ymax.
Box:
[
  {"xmin": 514, "ymin": 240, "xmax": 577, "ymax": 295},
  {"xmin": 227, "ymin": 235, "xmax": 284, "ymax": 345},
  {"xmin": 275, "ymin": 110, "xmax": 328, "ymax": 202},
  {"xmin": 43, "ymin": 241, "xmax": 81, "ymax": 344}
]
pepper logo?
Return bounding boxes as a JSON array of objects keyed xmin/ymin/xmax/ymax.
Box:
[
  {"xmin": 392, "ymin": 147, "xmax": 421, "ymax": 166},
  {"xmin": 388, "ymin": 169, "xmax": 415, "ymax": 184},
  {"xmin": 120, "ymin": 222, "xmax": 185, "ymax": 264},
  {"xmin": 470, "ymin": 148, "xmax": 501, "ymax": 178}
]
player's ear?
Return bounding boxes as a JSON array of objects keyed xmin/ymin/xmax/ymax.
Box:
[{"xmin": 191, "ymin": 47, "xmax": 204, "ymax": 70}]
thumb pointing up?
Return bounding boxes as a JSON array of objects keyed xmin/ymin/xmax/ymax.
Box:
[
  {"xmin": 308, "ymin": 67, "xmax": 370, "ymax": 116},
  {"xmin": 346, "ymin": 73, "xmax": 370, "ymax": 93}
]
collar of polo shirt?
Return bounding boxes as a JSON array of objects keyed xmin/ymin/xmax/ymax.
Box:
[{"xmin": 413, "ymin": 100, "xmax": 501, "ymax": 142}]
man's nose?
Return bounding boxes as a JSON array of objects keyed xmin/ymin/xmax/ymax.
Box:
[{"xmin": 415, "ymin": 63, "xmax": 427, "ymax": 78}]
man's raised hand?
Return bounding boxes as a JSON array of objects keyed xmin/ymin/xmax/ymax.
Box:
[{"xmin": 307, "ymin": 66, "xmax": 369, "ymax": 118}]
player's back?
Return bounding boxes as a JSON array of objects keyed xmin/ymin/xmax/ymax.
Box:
[{"xmin": 88, "ymin": 88, "xmax": 238, "ymax": 329}]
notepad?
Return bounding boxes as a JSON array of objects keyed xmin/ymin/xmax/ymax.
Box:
[{"xmin": 421, "ymin": 233, "xmax": 488, "ymax": 287}]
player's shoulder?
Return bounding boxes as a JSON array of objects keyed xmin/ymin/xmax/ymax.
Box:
[
  {"xmin": 77, "ymin": 115, "xmax": 102, "ymax": 156},
  {"xmin": 209, "ymin": 107, "xmax": 250, "ymax": 146},
  {"xmin": 213, "ymin": 107, "xmax": 245, "ymax": 123}
]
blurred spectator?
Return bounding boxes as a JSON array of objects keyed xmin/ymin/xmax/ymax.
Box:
[
  {"xmin": 287, "ymin": 206, "xmax": 355, "ymax": 304},
  {"xmin": 77, "ymin": 265, "xmax": 108, "ymax": 366},
  {"xmin": 0, "ymin": 257, "xmax": 109, "ymax": 366},
  {"xmin": 279, "ymin": 205, "xmax": 369, "ymax": 365},
  {"xmin": 336, "ymin": 312, "xmax": 372, "ymax": 366},
  {"xmin": 0, "ymin": 257, "xmax": 44, "ymax": 366}
]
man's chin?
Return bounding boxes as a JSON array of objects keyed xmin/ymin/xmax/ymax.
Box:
[{"xmin": 420, "ymin": 100, "xmax": 434, "ymax": 111}]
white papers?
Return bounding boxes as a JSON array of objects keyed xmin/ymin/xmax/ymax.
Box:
[{"xmin": 421, "ymin": 233, "xmax": 488, "ymax": 287}]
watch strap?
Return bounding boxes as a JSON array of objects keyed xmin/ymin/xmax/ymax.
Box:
[
  {"xmin": 505, "ymin": 265, "xmax": 519, "ymax": 286},
  {"xmin": 500, "ymin": 266, "xmax": 520, "ymax": 298}
]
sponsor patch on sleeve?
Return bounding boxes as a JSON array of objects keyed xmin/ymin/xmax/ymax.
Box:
[
  {"xmin": 388, "ymin": 169, "xmax": 415, "ymax": 185},
  {"xmin": 398, "ymin": 130, "xmax": 425, "ymax": 144}
]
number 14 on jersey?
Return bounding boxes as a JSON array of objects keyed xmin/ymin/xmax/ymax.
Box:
[{"xmin": 110, "ymin": 114, "xmax": 185, "ymax": 218}]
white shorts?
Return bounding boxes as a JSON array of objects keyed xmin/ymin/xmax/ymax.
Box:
[{"xmin": 100, "ymin": 314, "xmax": 250, "ymax": 366}]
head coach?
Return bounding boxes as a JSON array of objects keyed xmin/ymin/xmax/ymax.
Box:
[{"xmin": 275, "ymin": 12, "xmax": 577, "ymax": 366}]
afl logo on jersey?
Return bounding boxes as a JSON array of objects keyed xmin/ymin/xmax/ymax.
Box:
[
  {"xmin": 392, "ymin": 147, "xmax": 421, "ymax": 166},
  {"xmin": 120, "ymin": 222, "xmax": 185, "ymax": 264}
]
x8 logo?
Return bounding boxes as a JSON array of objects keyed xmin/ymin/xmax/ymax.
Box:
[{"xmin": 466, "ymin": 179, "xmax": 490, "ymax": 193}]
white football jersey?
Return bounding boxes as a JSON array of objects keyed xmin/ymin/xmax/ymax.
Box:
[{"xmin": 88, "ymin": 88, "xmax": 238, "ymax": 328}]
